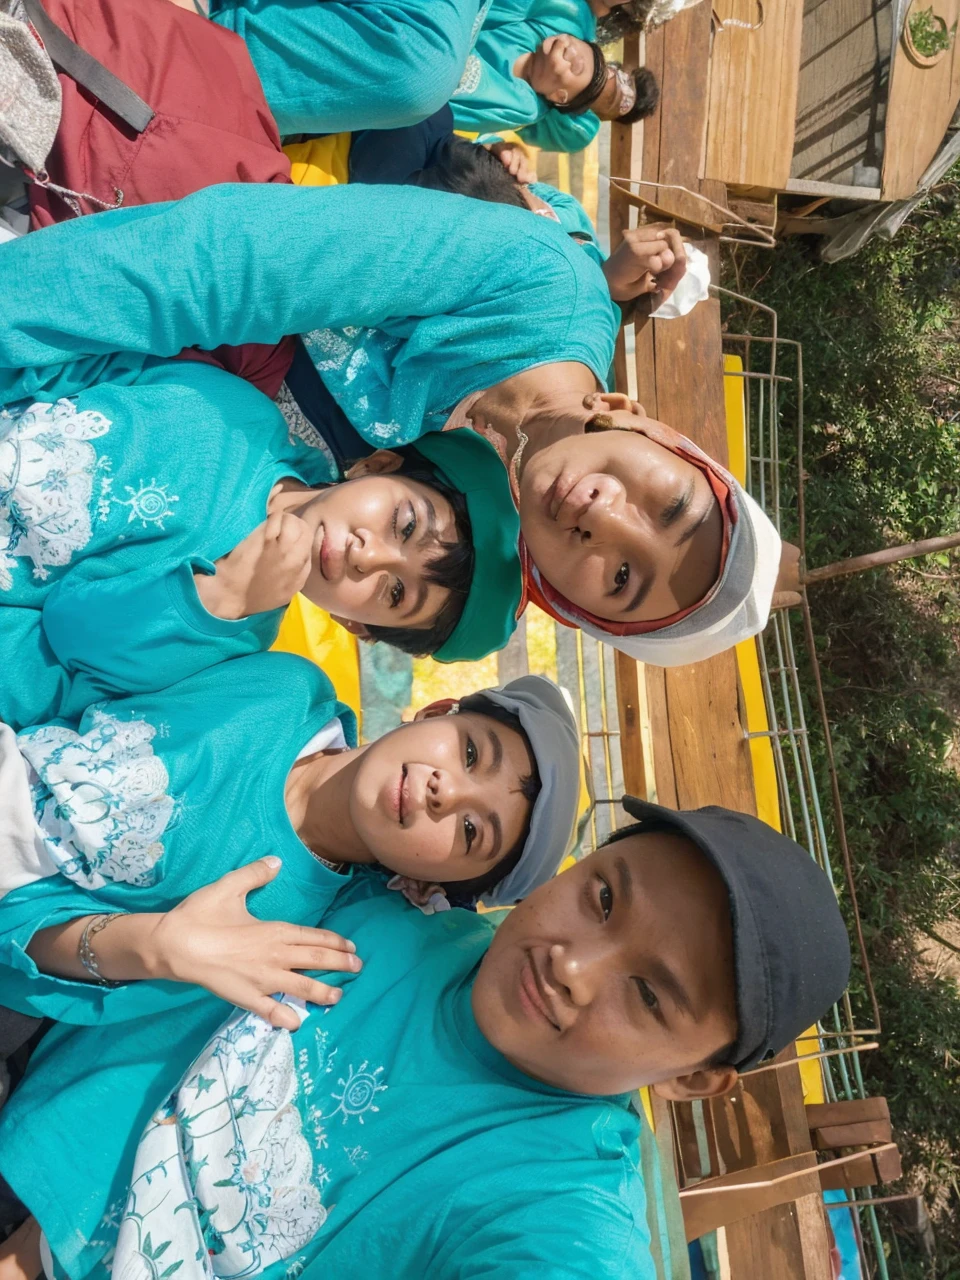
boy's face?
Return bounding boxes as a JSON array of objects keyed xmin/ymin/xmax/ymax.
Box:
[
  {"xmin": 518, "ymin": 422, "xmax": 723, "ymax": 622},
  {"xmin": 295, "ymin": 474, "xmax": 459, "ymax": 633},
  {"xmin": 349, "ymin": 710, "xmax": 534, "ymax": 886},
  {"xmin": 529, "ymin": 35, "xmax": 594, "ymax": 103},
  {"xmin": 472, "ymin": 831, "xmax": 739, "ymax": 1098}
]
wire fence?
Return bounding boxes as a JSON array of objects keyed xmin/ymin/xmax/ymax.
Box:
[{"xmin": 720, "ymin": 290, "xmax": 899, "ymax": 1280}]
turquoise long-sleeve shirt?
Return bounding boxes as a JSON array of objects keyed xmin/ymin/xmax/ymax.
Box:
[
  {"xmin": 1, "ymin": 876, "xmax": 657, "ymax": 1280},
  {"xmin": 0, "ymin": 652, "xmax": 356, "ymax": 1026},
  {"xmin": 209, "ymin": 0, "xmax": 486, "ymax": 137},
  {"xmin": 0, "ymin": 182, "xmax": 617, "ymax": 453},
  {"xmin": 451, "ymin": 6, "xmax": 600, "ymax": 153},
  {"xmin": 0, "ymin": 357, "xmax": 336, "ymax": 730}
]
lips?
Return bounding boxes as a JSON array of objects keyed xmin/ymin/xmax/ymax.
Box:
[
  {"xmin": 546, "ymin": 472, "xmax": 580, "ymax": 522},
  {"xmin": 517, "ymin": 950, "xmax": 560, "ymax": 1030},
  {"xmin": 317, "ymin": 526, "xmax": 346, "ymax": 582},
  {"xmin": 396, "ymin": 764, "xmax": 408, "ymax": 826}
]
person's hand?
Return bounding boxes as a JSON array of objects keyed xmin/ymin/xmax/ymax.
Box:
[
  {"xmin": 602, "ymin": 224, "xmax": 687, "ymax": 305},
  {"xmin": 487, "ymin": 141, "xmax": 534, "ymax": 185},
  {"xmin": 195, "ymin": 512, "xmax": 312, "ymax": 620},
  {"xmin": 147, "ymin": 858, "xmax": 362, "ymax": 1030}
]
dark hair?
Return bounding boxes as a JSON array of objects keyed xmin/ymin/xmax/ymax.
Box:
[
  {"xmin": 438, "ymin": 695, "xmax": 543, "ymax": 905},
  {"xmin": 554, "ymin": 42, "xmax": 608, "ymax": 116},
  {"xmin": 596, "ymin": 0, "xmax": 659, "ymax": 42},
  {"xmin": 365, "ymin": 452, "xmax": 475, "ymax": 657},
  {"xmin": 704, "ymin": 1041, "xmax": 738, "ymax": 1070},
  {"xmin": 612, "ymin": 65, "xmax": 660, "ymax": 125},
  {"xmin": 413, "ymin": 139, "xmax": 528, "ymax": 210}
]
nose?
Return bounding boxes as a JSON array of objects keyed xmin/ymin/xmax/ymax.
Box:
[
  {"xmin": 405, "ymin": 762, "xmax": 463, "ymax": 818},
  {"xmin": 561, "ymin": 474, "xmax": 626, "ymax": 544},
  {"xmin": 348, "ymin": 529, "xmax": 402, "ymax": 575},
  {"xmin": 548, "ymin": 942, "xmax": 604, "ymax": 1009}
]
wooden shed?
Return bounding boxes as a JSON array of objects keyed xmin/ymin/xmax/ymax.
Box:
[{"xmin": 701, "ymin": 0, "xmax": 960, "ymax": 204}]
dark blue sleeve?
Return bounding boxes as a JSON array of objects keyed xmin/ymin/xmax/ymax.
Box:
[{"xmin": 348, "ymin": 106, "xmax": 455, "ymax": 185}]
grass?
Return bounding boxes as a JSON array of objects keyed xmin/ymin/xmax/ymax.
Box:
[{"xmin": 722, "ymin": 171, "xmax": 960, "ymax": 1274}]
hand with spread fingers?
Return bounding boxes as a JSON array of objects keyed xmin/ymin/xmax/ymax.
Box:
[
  {"xmin": 602, "ymin": 223, "xmax": 687, "ymax": 305},
  {"xmin": 27, "ymin": 858, "xmax": 362, "ymax": 1031}
]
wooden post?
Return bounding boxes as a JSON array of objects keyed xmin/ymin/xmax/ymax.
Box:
[{"xmin": 803, "ymin": 531, "xmax": 960, "ymax": 586}]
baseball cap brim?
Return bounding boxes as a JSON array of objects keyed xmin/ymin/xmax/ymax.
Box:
[
  {"xmin": 409, "ymin": 430, "xmax": 522, "ymax": 664},
  {"xmin": 615, "ymin": 797, "xmax": 851, "ymax": 1072}
]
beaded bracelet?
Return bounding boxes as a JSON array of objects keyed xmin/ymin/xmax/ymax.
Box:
[{"xmin": 78, "ymin": 912, "xmax": 129, "ymax": 988}]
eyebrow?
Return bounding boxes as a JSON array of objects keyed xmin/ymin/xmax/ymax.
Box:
[
  {"xmin": 417, "ymin": 496, "xmax": 439, "ymax": 548},
  {"xmin": 623, "ymin": 574, "xmax": 652, "ymax": 615},
  {"xmin": 673, "ymin": 492, "xmax": 715, "ymax": 550},
  {"xmin": 488, "ymin": 811, "xmax": 503, "ymax": 862},
  {"xmin": 614, "ymin": 855, "xmax": 634, "ymax": 908},
  {"xmin": 486, "ymin": 728, "xmax": 503, "ymax": 775},
  {"xmin": 400, "ymin": 577, "xmax": 429, "ymax": 621},
  {"xmin": 647, "ymin": 957, "xmax": 695, "ymax": 1021}
]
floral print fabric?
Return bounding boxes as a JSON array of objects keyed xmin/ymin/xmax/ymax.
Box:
[{"xmin": 18, "ymin": 709, "xmax": 175, "ymax": 891}]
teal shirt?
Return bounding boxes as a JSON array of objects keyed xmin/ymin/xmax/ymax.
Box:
[
  {"xmin": 0, "ymin": 877, "xmax": 656, "ymax": 1280},
  {"xmin": 531, "ymin": 181, "xmax": 605, "ymax": 267},
  {"xmin": 451, "ymin": 8, "xmax": 600, "ymax": 153},
  {"xmin": 0, "ymin": 183, "xmax": 617, "ymax": 456},
  {"xmin": 0, "ymin": 354, "xmax": 338, "ymax": 729},
  {"xmin": 209, "ymin": 0, "xmax": 486, "ymax": 137},
  {"xmin": 0, "ymin": 652, "xmax": 356, "ymax": 1025}
]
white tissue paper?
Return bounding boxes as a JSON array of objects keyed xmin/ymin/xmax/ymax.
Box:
[{"xmin": 650, "ymin": 242, "xmax": 711, "ymax": 320}]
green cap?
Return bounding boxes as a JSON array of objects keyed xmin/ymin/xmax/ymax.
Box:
[{"xmin": 408, "ymin": 429, "xmax": 521, "ymax": 664}]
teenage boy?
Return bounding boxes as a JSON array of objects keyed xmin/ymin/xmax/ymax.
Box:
[
  {"xmin": 0, "ymin": 798, "xmax": 850, "ymax": 1280},
  {"xmin": 1, "ymin": 182, "xmax": 788, "ymax": 665},
  {"xmin": 0, "ymin": 389, "xmax": 520, "ymax": 732}
]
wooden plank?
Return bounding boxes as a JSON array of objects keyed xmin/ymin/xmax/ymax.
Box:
[
  {"xmin": 882, "ymin": 5, "xmax": 960, "ymax": 199},
  {"xmin": 644, "ymin": 665, "xmax": 678, "ymax": 809},
  {"xmin": 705, "ymin": 0, "xmax": 804, "ymax": 189},
  {"xmin": 785, "ymin": 176, "xmax": 882, "ymax": 200},
  {"xmin": 681, "ymin": 1152, "xmax": 821, "ymax": 1242},
  {"xmin": 806, "ymin": 1097, "xmax": 889, "ymax": 1129},
  {"xmin": 657, "ymin": 2, "xmax": 714, "ymax": 185},
  {"xmin": 614, "ymin": 651, "xmax": 649, "ymax": 800},
  {"xmin": 662, "ymin": 654, "xmax": 758, "ymax": 813},
  {"xmin": 725, "ymin": 1201, "xmax": 833, "ymax": 1280},
  {"xmin": 791, "ymin": 0, "xmax": 892, "ymax": 189}
]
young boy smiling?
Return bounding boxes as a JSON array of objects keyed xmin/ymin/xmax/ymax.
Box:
[{"xmin": 0, "ymin": 798, "xmax": 850, "ymax": 1280}]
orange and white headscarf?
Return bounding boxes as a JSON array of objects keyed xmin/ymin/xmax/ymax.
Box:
[{"xmin": 521, "ymin": 420, "xmax": 783, "ymax": 667}]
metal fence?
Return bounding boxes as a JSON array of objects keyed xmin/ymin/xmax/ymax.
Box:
[{"xmin": 720, "ymin": 288, "xmax": 900, "ymax": 1280}]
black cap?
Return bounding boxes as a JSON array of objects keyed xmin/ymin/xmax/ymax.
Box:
[{"xmin": 609, "ymin": 797, "xmax": 851, "ymax": 1072}]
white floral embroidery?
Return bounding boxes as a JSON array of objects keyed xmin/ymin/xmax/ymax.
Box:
[
  {"xmin": 454, "ymin": 52, "xmax": 483, "ymax": 96},
  {"xmin": 274, "ymin": 384, "xmax": 337, "ymax": 474},
  {"xmin": 0, "ymin": 398, "xmax": 111, "ymax": 589},
  {"xmin": 18, "ymin": 709, "xmax": 174, "ymax": 890},
  {"xmin": 469, "ymin": 0, "xmax": 491, "ymax": 46},
  {"xmin": 114, "ymin": 1003, "xmax": 324, "ymax": 1280}
]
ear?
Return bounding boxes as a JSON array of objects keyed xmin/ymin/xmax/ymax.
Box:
[
  {"xmin": 413, "ymin": 697, "xmax": 459, "ymax": 722},
  {"xmin": 330, "ymin": 614, "xmax": 372, "ymax": 640},
  {"xmin": 652, "ymin": 1066, "xmax": 739, "ymax": 1103},
  {"xmin": 775, "ymin": 540, "xmax": 802, "ymax": 595},
  {"xmin": 343, "ymin": 449, "xmax": 405, "ymax": 481}
]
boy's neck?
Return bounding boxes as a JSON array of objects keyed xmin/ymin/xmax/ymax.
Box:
[
  {"xmin": 284, "ymin": 747, "xmax": 377, "ymax": 867},
  {"xmin": 513, "ymin": 51, "xmax": 534, "ymax": 84}
]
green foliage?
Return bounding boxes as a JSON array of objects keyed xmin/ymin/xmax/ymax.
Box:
[
  {"xmin": 723, "ymin": 172, "xmax": 960, "ymax": 1272},
  {"xmin": 908, "ymin": 6, "xmax": 956, "ymax": 57}
]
